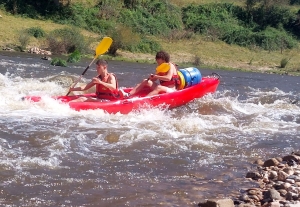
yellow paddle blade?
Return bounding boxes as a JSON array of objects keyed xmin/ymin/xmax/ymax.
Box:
[
  {"xmin": 94, "ymin": 37, "xmax": 113, "ymax": 58},
  {"xmin": 155, "ymin": 63, "xmax": 170, "ymax": 74}
]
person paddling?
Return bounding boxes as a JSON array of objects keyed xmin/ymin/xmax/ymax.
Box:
[
  {"xmin": 119, "ymin": 51, "xmax": 178, "ymax": 98},
  {"xmin": 68, "ymin": 59, "xmax": 119, "ymax": 102}
]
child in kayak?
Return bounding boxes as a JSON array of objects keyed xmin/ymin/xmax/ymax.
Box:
[
  {"xmin": 120, "ymin": 51, "xmax": 178, "ymax": 98},
  {"xmin": 68, "ymin": 59, "xmax": 119, "ymax": 102}
]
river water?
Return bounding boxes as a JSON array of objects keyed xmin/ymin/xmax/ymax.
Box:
[{"xmin": 0, "ymin": 51, "xmax": 299, "ymax": 206}]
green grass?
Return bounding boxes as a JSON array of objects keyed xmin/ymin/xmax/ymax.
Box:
[{"xmin": 0, "ymin": 11, "xmax": 97, "ymax": 48}]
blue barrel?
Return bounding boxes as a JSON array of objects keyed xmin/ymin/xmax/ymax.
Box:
[{"xmin": 179, "ymin": 67, "xmax": 202, "ymax": 88}]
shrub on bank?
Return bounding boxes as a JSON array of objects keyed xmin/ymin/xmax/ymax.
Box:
[
  {"xmin": 280, "ymin": 57, "xmax": 291, "ymax": 68},
  {"xmin": 18, "ymin": 32, "xmax": 30, "ymax": 51},
  {"xmin": 51, "ymin": 58, "xmax": 67, "ymax": 67},
  {"xmin": 255, "ymin": 27, "xmax": 298, "ymax": 51},
  {"xmin": 182, "ymin": 3, "xmax": 299, "ymax": 50},
  {"xmin": 26, "ymin": 27, "xmax": 45, "ymax": 38},
  {"xmin": 106, "ymin": 24, "xmax": 161, "ymax": 55},
  {"xmin": 67, "ymin": 50, "xmax": 81, "ymax": 63},
  {"xmin": 106, "ymin": 25, "xmax": 141, "ymax": 55},
  {"xmin": 124, "ymin": 38, "xmax": 161, "ymax": 54},
  {"xmin": 47, "ymin": 27, "xmax": 90, "ymax": 55},
  {"xmin": 118, "ymin": 1, "xmax": 183, "ymax": 35}
]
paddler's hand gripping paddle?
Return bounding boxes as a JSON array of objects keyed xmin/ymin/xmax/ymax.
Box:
[{"xmin": 147, "ymin": 63, "xmax": 170, "ymax": 81}]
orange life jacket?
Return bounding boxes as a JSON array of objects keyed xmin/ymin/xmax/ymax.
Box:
[{"xmin": 95, "ymin": 73, "xmax": 120, "ymax": 100}]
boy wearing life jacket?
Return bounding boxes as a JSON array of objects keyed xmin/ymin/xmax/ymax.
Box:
[
  {"xmin": 68, "ymin": 59, "xmax": 119, "ymax": 102},
  {"xmin": 120, "ymin": 51, "xmax": 178, "ymax": 98}
]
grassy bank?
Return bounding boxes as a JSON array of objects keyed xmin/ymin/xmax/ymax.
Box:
[{"xmin": 0, "ymin": 9, "xmax": 300, "ymax": 76}]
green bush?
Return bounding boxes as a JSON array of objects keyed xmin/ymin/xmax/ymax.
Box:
[
  {"xmin": 106, "ymin": 23, "xmax": 162, "ymax": 55},
  {"xmin": 97, "ymin": 0, "xmax": 123, "ymax": 20},
  {"xmin": 26, "ymin": 27, "xmax": 45, "ymax": 38},
  {"xmin": 124, "ymin": 38, "xmax": 162, "ymax": 53},
  {"xmin": 51, "ymin": 3, "xmax": 116, "ymax": 34},
  {"xmin": 182, "ymin": 3, "xmax": 299, "ymax": 50},
  {"xmin": 51, "ymin": 58, "xmax": 67, "ymax": 67},
  {"xmin": 222, "ymin": 27, "xmax": 255, "ymax": 46},
  {"xmin": 1, "ymin": 0, "xmax": 59, "ymax": 16},
  {"xmin": 182, "ymin": 3, "xmax": 242, "ymax": 33},
  {"xmin": 280, "ymin": 57, "xmax": 291, "ymax": 68},
  {"xmin": 47, "ymin": 27, "xmax": 90, "ymax": 55},
  {"xmin": 118, "ymin": 0, "xmax": 183, "ymax": 35},
  {"xmin": 106, "ymin": 25, "xmax": 141, "ymax": 55},
  {"xmin": 18, "ymin": 32, "xmax": 30, "ymax": 51},
  {"xmin": 67, "ymin": 50, "xmax": 81, "ymax": 63},
  {"xmin": 255, "ymin": 27, "xmax": 298, "ymax": 51},
  {"xmin": 252, "ymin": 6, "xmax": 295, "ymax": 30}
]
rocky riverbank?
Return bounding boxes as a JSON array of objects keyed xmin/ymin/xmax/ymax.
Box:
[{"xmin": 198, "ymin": 152, "xmax": 300, "ymax": 207}]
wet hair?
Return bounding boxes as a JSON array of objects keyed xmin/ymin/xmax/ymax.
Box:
[
  {"xmin": 96, "ymin": 59, "xmax": 108, "ymax": 66},
  {"xmin": 155, "ymin": 51, "xmax": 170, "ymax": 63}
]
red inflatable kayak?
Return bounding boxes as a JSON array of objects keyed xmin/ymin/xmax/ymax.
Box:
[{"xmin": 24, "ymin": 72, "xmax": 220, "ymax": 114}]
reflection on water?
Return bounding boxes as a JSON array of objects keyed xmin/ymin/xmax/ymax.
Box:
[{"xmin": 0, "ymin": 52, "xmax": 299, "ymax": 206}]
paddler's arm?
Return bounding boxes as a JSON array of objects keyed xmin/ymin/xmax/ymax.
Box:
[
  {"xmin": 152, "ymin": 63, "xmax": 174, "ymax": 81},
  {"xmin": 69, "ymin": 81, "xmax": 95, "ymax": 92}
]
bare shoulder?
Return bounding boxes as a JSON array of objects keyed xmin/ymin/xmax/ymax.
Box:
[
  {"xmin": 108, "ymin": 73, "xmax": 116, "ymax": 81},
  {"xmin": 170, "ymin": 64, "xmax": 177, "ymax": 74}
]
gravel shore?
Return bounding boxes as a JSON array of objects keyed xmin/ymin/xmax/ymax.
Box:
[{"xmin": 198, "ymin": 152, "xmax": 300, "ymax": 207}]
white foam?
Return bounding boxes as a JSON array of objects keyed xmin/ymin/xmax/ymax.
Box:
[{"xmin": 0, "ymin": 74, "xmax": 299, "ymax": 156}]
